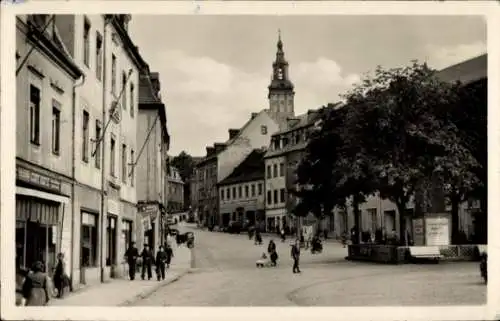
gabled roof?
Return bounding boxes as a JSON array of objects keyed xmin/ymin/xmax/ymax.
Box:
[
  {"xmin": 436, "ymin": 53, "xmax": 487, "ymax": 85},
  {"xmin": 139, "ymin": 72, "xmax": 161, "ymax": 105},
  {"xmin": 217, "ymin": 149, "xmax": 266, "ymax": 186}
]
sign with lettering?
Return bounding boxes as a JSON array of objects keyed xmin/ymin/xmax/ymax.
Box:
[
  {"xmin": 138, "ymin": 204, "xmax": 158, "ymax": 220},
  {"xmin": 16, "ymin": 166, "xmax": 62, "ymax": 192},
  {"xmin": 425, "ymin": 216, "xmax": 450, "ymax": 246}
]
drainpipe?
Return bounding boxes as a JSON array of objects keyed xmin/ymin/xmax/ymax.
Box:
[
  {"xmin": 71, "ymin": 74, "xmax": 86, "ymax": 287},
  {"xmin": 100, "ymin": 16, "xmax": 110, "ymax": 283}
]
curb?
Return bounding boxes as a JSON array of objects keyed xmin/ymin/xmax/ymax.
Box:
[{"xmin": 118, "ymin": 269, "xmax": 190, "ymax": 306}]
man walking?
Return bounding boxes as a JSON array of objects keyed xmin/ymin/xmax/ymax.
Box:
[
  {"xmin": 291, "ymin": 239, "xmax": 301, "ymax": 274},
  {"xmin": 155, "ymin": 245, "xmax": 167, "ymax": 281},
  {"xmin": 140, "ymin": 244, "xmax": 154, "ymax": 280},
  {"xmin": 124, "ymin": 242, "xmax": 139, "ymax": 280}
]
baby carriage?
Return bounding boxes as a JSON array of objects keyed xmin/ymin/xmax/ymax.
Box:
[{"xmin": 256, "ymin": 253, "xmax": 273, "ymax": 268}]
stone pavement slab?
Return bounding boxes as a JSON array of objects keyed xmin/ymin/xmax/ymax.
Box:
[{"xmin": 48, "ymin": 246, "xmax": 192, "ymax": 306}]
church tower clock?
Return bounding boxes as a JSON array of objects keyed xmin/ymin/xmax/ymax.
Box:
[{"xmin": 268, "ymin": 30, "xmax": 295, "ymax": 124}]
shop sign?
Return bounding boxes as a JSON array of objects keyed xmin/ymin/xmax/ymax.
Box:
[
  {"xmin": 16, "ymin": 166, "xmax": 61, "ymax": 192},
  {"xmin": 138, "ymin": 203, "xmax": 158, "ymax": 220}
]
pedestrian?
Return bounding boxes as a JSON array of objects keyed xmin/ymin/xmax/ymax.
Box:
[
  {"xmin": 53, "ymin": 253, "xmax": 71, "ymax": 298},
  {"xmin": 155, "ymin": 245, "xmax": 167, "ymax": 281},
  {"xmin": 124, "ymin": 242, "xmax": 139, "ymax": 280},
  {"xmin": 22, "ymin": 261, "xmax": 51, "ymax": 306},
  {"xmin": 291, "ymin": 239, "xmax": 301, "ymax": 274},
  {"xmin": 267, "ymin": 239, "xmax": 278, "ymax": 266},
  {"xmin": 254, "ymin": 230, "xmax": 262, "ymax": 245},
  {"xmin": 165, "ymin": 243, "xmax": 174, "ymax": 269},
  {"xmin": 280, "ymin": 227, "xmax": 286, "ymax": 242},
  {"xmin": 140, "ymin": 244, "xmax": 154, "ymax": 280}
]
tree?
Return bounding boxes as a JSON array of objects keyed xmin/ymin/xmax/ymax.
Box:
[
  {"xmin": 343, "ymin": 61, "xmax": 480, "ymax": 244},
  {"xmin": 171, "ymin": 151, "xmax": 195, "ymax": 210}
]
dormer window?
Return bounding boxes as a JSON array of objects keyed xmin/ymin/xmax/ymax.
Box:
[
  {"xmin": 282, "ymin": 136, "xmax": 289, "ymax": 147},
  {"xmin": 273, "ymin": 137, "xmax": 280, "ymax": 150},
  {"xmin": 261, "ymin": 125, "xmax": 267, "ymax": 135},
  {"xmin": 295, "ymin": 132, "xmax": 300, "ymax": 144}
]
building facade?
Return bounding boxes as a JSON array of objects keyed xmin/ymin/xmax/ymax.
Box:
[
  {"xmin": 136, "ymin": 69, "xmax": 169, "ymax": 252},
  {"xmin": 193, "ymin": 146, "xmax": 221, "ymax": 227},
  {"xmin": 167, "ymin": 166, "xmax": 185, "ymax": 213},
  {"xmin": 15, "ymin": 15, "xmax": 82, "ymax": 282},
  {"xmin": 55, "ymin": 14, "xmax": 144, "ymax": 285},
  {"xmin": 218, "ymin": 149, "xmax": 266, "ymax": 228}
]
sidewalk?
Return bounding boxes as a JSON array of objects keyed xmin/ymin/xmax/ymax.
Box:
[{"xmin": 49, "ymin": 245, "xmax": 192, "ymax": 306}]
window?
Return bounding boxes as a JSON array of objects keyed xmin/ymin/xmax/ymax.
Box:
[
  {"xmin": 251, "ymin": 184, "xmax": 255, "ymax": 197},
  {"xmin": 83, "ymin": 18, "xmax": 90, "ymax": 67},
  {"xmin": 95, "ymin": 31, "xmax": 103, "ymax": 80},
  {"xmin": 110, "ymin": 137, "xmax": 116, "ymax": 176},
  {"xmin": 232, "ymin": 187, "xmax": 236, "ymax": 199},
  {"xmin": 267, "ymin": 165, "xmax": 271, "ymax": 179},
  {"xmin": 122, "ymin": 219, "xmax": 133, "ymax": 249},
  {"xmin": 267, "ymin": 190, "xmax": 272, "ymax": 205},
  {"xmin": 130, "ymin": 83, "xmax": 135, "ymax": 117},
  {"xmin": 238, "ymin": 186, "xmax": 242, "ymax": 198},
  {"xmin": 282, "ymin": 137, "xmax": 289, "ymax": 147},
  {"xmin": 220, "ymin": 189, "xmax": 224, "ymax": 200},
  {"xmin": 279, "ymin": 163, "xmax": 284, "ymax": 177},
  {"xmin": 122, "ymin": 71, "xmax": 127, "ymax": 110},
  {"xmin": 95, "ymin": 120, "xmax": 101, "ymax": 168},
  {"xmin": 51, "ymin": 101, "xmax": 61, "ymax": 155},
  {"xmin": 273, "ymin": 190, "xmax": 278, "ymax": 204},
  {"xmin": 258, "ymin": 183, "xmax": 263, "ymax": 195},
  {"xmin": 280, "ymin": 188, "xmax": 285, "ymax": 203},
  {"xmin": 368, "ymin": 208, "xmax": 377, "ymax": 232},
  {"xmin": 121, "ymin": 144, "xmax": 127, "ymax": 183},
  {"xmin": 261, "ymin": 125, "xmax": 267, "ymax": 135},
  {"xmin": 82, "ymin": 110, "xmax": 89, "ymax": 162},
  {"xmin": 227, "ymin": 188, "xmax": 231, "ymax": 200},
  {"xmin": 245, "ymin": 185, "xmax": 249, "ymax": 198},
  {"xmin": 130, "ymin": 149, "xmax": 135, "ymax": 186},
  {"xmin": 29, "ymin": 85, "xmax": 40, "ymax": 145},
  {"xmin": 105, "ymin": 216, "xmax": 117, "ymax": 266},
  {"xmin": 273, "ymin": 138, "xmax": 280, "ymax": 150},
  {"xmin": 273, "ymin": 164, "xmax": 278, "ymax": 178},
  {"xmin": 81, "ymin": 212, "xmax": 98, "ymax": 267},
  {"xmin": 111, "ymin": 54, "xmax": 117, "ymax": 94}
]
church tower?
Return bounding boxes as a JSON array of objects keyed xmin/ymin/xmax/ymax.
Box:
[{"xmin": 268, "ymin": 30, "xmax": 295, "ymax": 124}]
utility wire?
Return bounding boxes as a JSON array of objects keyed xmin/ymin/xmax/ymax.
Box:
[
  {"xmin": 16, "ymin": 15, "xmax": 56, "ymax": 76},
  {"xmin": 91, "ymin": 68, "xmax": 133, "ymax": 157}
]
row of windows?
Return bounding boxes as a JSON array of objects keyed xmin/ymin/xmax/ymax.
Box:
[
  {"xmin": 266, "ymin": 162, "xmax": 285, "ymax": 179},
  {"xmin": 29, "ymin": 83, "xmax": 135, "ymax": 186},
  {"xmin": 83, "ymin": 16, "xmax": 135, "ymax": 117},
  {"xmin": 267, "ymin": 188, "xmax": 286, "ymax": 205},
  {"xmin": 271, "ymin": 129, "xmax": 308, "ymax": 151},
  {"xmin": 220, "ymin": 182, "xmax": 263, "ymax": 201}
]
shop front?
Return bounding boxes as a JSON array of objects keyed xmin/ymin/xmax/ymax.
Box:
[
  {"xmin": 138, "ymin": 202, "xmax": 160, "ymax": 251},
  {"xmin": 15, "ymin": 165, "xmax": 71, "ymax": 277}
]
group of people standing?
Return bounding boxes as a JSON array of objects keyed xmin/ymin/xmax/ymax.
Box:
[{"xmin": 124, "ymin": 241, "xmax": 174, "ymax": 282}]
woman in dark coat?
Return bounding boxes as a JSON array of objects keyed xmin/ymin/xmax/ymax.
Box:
[
  {"xmin": 22, "ymin": 261, "xmax": 51, "ymax": 306},
  {"xmin": 165, "ymin": 244, "xmax": 174, "ymax": 268},
  {"xmin": 53, "ymin": 253, "xmax": 71, "ymax": 298},
  {"xmin": 267, "ymin": 240, "xmax": 278, "ymax": 266}
]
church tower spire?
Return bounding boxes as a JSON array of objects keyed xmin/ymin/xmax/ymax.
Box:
[{"xmin": 268, "ymin": 30, "xmax": 295, "ymax": 124}]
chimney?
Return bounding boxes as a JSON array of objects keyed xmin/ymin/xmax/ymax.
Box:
[
  {"xmin": 228, "ymin": 129, "xmax": 239, "ymax": 140},
  {"xmin": 251, "ymin": 112, "xmax": 258, "ymax": 119},
  {"xmin": 214, "ymin": 143, "xmax": 226, "ymax": 153},
  {"xmin": 206, "ymin": 147, "xmax": 215, "ymax": 157}
]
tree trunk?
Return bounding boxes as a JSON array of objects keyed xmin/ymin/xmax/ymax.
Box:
[
  {"xmin": 396, "ymin": 201, "xmax": 407, "ymax": 246},
  {"xmin": 450, "ymin": 191, "xmax": 460, "ymax": 244},
  {"xmin": 353, "ymin": 194, "xmax": 361, "ymax": 244}
]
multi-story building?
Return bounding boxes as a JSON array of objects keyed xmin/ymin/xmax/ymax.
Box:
[
  {"xmin": 15, "ymin": 15, "xmax": 82, "ymax": 280},
  {"xmin": 136, "ymin": 68, "xmax": 169, "ymax": 252},
  {"xmin": 55, "ymin": 14, "xmax": 144, "ymax": 285},
  {"xmin": 167, "ymin": 166, "xmax": 185, "ymax": 213},
  {"xmin": 264, "ymin": 109, "xmax": 326, "ymax": 232},
  {"xmin": 218, "ymin": 149, "xmax": 266, "ymax": 228},
  {"xmin": 193, "ymin": 144, "xmax": 223, "ymax": 227}
]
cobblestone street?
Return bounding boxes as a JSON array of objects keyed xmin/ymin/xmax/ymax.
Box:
[{"xmin": 132, "ymin": 225, "xmax": 486, "ymax": 306}]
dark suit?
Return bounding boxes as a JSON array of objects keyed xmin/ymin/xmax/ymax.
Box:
[{"xmin": 140, "ymin": 248, "xmax": 154, "ymax": 280}]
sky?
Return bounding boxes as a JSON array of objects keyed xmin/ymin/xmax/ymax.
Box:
[{"xmin": 128, "ymin": 15, "xmax": 486, "ymax": 157}]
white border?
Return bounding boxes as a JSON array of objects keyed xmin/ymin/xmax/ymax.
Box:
[{"xmin": 1, "ymin": 1, "xmax": 498, "ymax": 321}]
